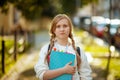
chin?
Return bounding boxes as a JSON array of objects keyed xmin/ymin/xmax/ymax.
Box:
[{"xmin": 59, "ymin": 36, "xmax": 68, "ymax": 39}]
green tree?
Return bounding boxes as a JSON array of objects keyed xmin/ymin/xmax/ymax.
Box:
[
  {"xmin": 60, "ymin": 0, "xmax": 76, "ymax": 15},
  {"xmin": 0, "ymin": 0, "xmax": 58, "ymax": 20},
  {"xmin": 0, "ymin": 0, "xmax": 98, "ymax": 20},
  {"xmin": 60, "ymin": 0, "xmax": 98, "ymax": 16}
]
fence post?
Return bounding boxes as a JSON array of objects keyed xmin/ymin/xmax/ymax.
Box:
[
  {"xmin": 14, "ymin": 30, "xmax": 17, "ymax": 61},
  {"xmin": 1, "ymin": 26, "xmax": 5, "ymax": 73}
]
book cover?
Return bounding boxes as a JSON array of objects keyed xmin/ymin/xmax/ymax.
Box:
[{"xmin": 49, "ymin": 51, "xmax": 75, "ymax": 80}]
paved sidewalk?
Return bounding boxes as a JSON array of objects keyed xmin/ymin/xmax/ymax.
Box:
[{"xmin": 1, "ymin": 47, "xmax": 40, "ymax": 80}]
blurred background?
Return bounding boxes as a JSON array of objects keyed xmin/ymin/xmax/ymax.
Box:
[{"xmin": 0, "ymin": 0, "xmax": 120, "ymax": 80}]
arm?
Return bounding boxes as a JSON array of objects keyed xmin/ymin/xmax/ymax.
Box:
[
  {"xmin": 34, "ymin": 44, "xmax": 76, "ymax": 80},
  {"xmin": 43, "ymin": 62, "xmax": 76, "ymax": 80},
  {"xmin": 79, "ymin": 49, "xmax": 92, "ymax": 80},
  {"xmin": 34, "ymin": 44, "xmax": 49, "ymax": 80}
]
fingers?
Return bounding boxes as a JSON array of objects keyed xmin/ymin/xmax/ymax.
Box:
[
  {"xmin": 70, "ymin": 67, "xmax": 76, "ymax": 75},
  {"xmin": 73, "ymin": 66, "xmax": 76, "ymax": 70},
  {"xmin": 67, "ymin": 62, "xmax": 72, "ymax": 65},
  {"xmin": 71, "ymin": 70, "xmax": 76, "ymax": 75},
  {"xmin": 64, "ymin": 62, "xmax": 76, "ymax": 75},
  {"xmin": 71, "ymin": 66, "xmax": 76, "ymax": 75},
  {"xmin": 66, "ymin": 62, "xmax": 76, "ymax": 70}
]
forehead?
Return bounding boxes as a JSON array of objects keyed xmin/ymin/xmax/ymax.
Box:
[{"xmin": 56, "ymin": 18, "xmax": 69, "ymax": 25}]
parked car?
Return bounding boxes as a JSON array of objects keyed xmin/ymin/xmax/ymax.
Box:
[
  {"xmin": 90, "ymin": 16, "xmax": 106, "ymax": 38},
  {"xmin": 80, "ymin": 16, "xmax": 91, "ymax": 31},
  {"xmin": 103, "ymin": 19, "xmax": 120, "ymax": 49}
]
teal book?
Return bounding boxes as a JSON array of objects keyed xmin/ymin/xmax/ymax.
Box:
[{"xmin": 49, "ymin": 51, "xmax": 75, "ymax": 80}]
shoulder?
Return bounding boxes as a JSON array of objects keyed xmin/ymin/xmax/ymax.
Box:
[
  {"xmin": 38, "ymin": 43, "xmax": 50, "ymax": 56},
  {"xmin": 76, "ymin": 46, "xmax": 86, "ymax": 58},
  {"xmin": 78, "ymin": 48, "xmax": 89, "ymax": 62},
  {"xmin": 41, "ymin": 43, "xmax": 50, "ymax": 50}
]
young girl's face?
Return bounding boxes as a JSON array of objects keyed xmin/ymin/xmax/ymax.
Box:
[{"xmin": 54, "ymin": 18, "xmax": 70, "ymax": 39}]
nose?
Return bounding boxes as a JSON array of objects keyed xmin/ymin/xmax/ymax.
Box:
[{"xmin": 59, "ymin": 26, "xmax": 64, "ymax": 31}]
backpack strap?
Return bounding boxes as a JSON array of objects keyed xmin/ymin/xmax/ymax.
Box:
[
  {"xmin": 76, "ymin": 47, "xmax": 81, "ymax": 56},
  {"xmin": 47, "ymin": 44, "xmax": 51, "ymax": 64},
  {"xmin": 48, "ymin": 44, "xmax": 50, "ymax": 52},
  {"xmin": 76, "ymin": 47, "xmax": 81, "ymax": 76}
]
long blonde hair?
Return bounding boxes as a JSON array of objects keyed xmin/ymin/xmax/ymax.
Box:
[{"xmin": 45, "ymin": 14, "xmax": 81, "ymax": 69}]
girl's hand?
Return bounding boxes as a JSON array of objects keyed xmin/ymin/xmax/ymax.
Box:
[{"xmin": 63, "ymin": 62, "xmax": 76, "ymax": 75}]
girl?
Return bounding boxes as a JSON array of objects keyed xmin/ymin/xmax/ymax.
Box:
[{"xmin": 34, "ymin": 14, "xmax": 92, "ymax": 80}]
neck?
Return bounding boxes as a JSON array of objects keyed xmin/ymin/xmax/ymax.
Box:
[{"xmin": 56, "ymin": 38, "xmax": 69, "ymax": 46}]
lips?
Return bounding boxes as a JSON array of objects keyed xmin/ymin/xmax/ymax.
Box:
[{"xmin": 60, "ymin": 33, "xmax": 65, "ymax": 35}]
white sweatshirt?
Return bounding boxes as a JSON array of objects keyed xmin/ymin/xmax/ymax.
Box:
[{"xmin": 34, "ymin": 42, "xmax": 92, "ymax": 80}]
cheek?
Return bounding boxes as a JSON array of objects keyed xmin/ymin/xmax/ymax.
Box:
[
  {"xmin": 54, "ymin": 29, "xmax": 58, "ymax": 35},
  {"xmin": 66, "ymin": 28, "xmax": 70, "ymax": 35}
]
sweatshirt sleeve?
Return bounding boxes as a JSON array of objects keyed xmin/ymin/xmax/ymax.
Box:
[
  {"xmin": 34, "ymin": 44, "xmax": 49, "ymax": 80},
  {"xmin": 78, "ymin": 49, "xmax": 93, "ymax": 80}
]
